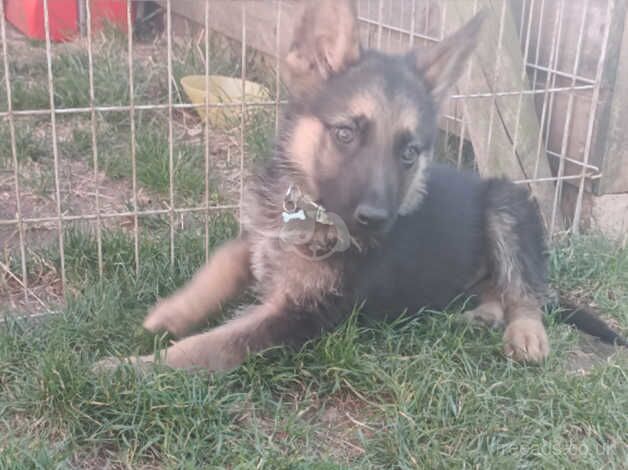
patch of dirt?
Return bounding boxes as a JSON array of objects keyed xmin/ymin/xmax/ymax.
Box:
[
  {"xmin": 1, "ymin": 159, "xmax": 136, "ymax": 243},
  {"xmin": 564, "ymin": 332, "xmax": 627, "ymax": 375},
  {"xmin": 313, "ymin": 395, "xmax": 379, "ymax": 460},
  {"xmin": 234, "ymin": 392, "xmax": 380, "ymax": 464},
  {"xmin": 175, "ymin": 109, "xmax": 246, "ymax": 204},
  {"xmin": 0, "ymin": 156, "xmax": 137, "ymax": 312},
  {"xmin": 68, "ymin": 447, "xmax": 163, "ymax": 470},
  {"xmin": 1, "ymin": 115, "xmax": 246, "ymax": 317}
]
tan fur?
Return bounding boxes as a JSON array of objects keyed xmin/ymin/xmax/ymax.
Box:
[
  {"xmin": 502, "ymin": 298, "xmax": 549, "ymax": 362},
  {"xmin": 466, "ymin": 281, "xmax": 549, "ymax": 363},
  {"xmin": 286, "ymin": 116, "xmax": 324, "ymax": 193},
  {"xmin": 346, "ymin": 90, "xmax": 428, "ymax": 216},
  {"xmin": 287, "ymin": 87, "xmax": 426, "ymax": 215},
  {"xmin": 96, "ymin": 297, "xmax": 286, "ymax": 373},
  {"xmin": 319, "ymin": 3, "xmax": 361, "ymax": 73},
  {"xmin": 148, "ymin": 297, "xmax": 285, "ymax": 371},
  {"xmin": 348, "ymin": 92, "xmax": 379, "ymax": 119},
  {"xmin": 347, "ymin": 90, "xmax": 419, "ymax": 130},
  {"xmin": 397, "ymin": 106, "xmax": 419, "ymax": 132},
  {"xmin": 484, "ymin": 210, "xmax": 550, "ymax": 362},
  {"xmin": 414, "ymin": 11, "xmax": 486, "ymax": 104},
  {"xmin": 486, "ymin": 211, "xmax": 526, "ymax": 299},
  {"xmin": 250, "ymin": 236, "xmax": 342, "ymax": 305},
  {"xmin": 399, "ymin": 151, "xmax": 430, "ymax": 215},
  {"xmin": 503, "ymin": 316, "xmax": 549, "ymax": 362},
  {"xmin": 143, "ymin": 238, "xmax": 252, "ymax": 337},
  {"xmin": 284, "ymin": 0, "xmax": 360, "ymax": 96},
  {"xmin": 464, "ymin": 289, "xmax": 505, "ymax": 328}
]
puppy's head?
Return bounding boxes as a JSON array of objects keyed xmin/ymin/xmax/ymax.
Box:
[{"xmin": 282, "ymin": 0, "xmax": 485, "ymax": 237}]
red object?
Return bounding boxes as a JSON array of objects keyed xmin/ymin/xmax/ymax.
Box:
[
  {"xmin": 4, "ymin": 0, "xmax": 135, "ymax": 42},
  {"xmin": 4, "ymin": 0, "xmax": 79, "ymax": 42},
  {"xmin": 90, "ymin": 1, "xmax": 134, "ymax": 33}
]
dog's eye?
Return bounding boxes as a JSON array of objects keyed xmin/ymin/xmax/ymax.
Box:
[
  {"xmin": 334, "ymin": 126, "xmax": 355, "ymax": 145},
  {"xmin": 401, "ymin": 144, "xmax": 422, "ymax": 167}
]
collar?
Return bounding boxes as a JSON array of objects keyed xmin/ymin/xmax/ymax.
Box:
[
  {"xmin": 282, "ymin": 184, "xmax": 333, "ymax": 225},
  {"xmin": 280, "ymin": 184, "xmax": 360, "ymax": 259}
]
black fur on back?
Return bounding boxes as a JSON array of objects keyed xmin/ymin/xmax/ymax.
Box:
[
  {"xmin": 343, "ymin": 164, "xmax": 626, "ymax": 347},
  {"xmin": 350, "ymin": 164, "xmax": 486, "ymax": 316},
  {"xmin": 348, "ymin": 164, "xmax": 549, "ymax": 315}
]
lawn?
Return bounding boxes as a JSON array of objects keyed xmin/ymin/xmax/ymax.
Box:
[
  {"xmin": 0, "ymin": 227, "xmax": 627, "ymax": 468},
  {"xmin": 0, "ymin": 22, "xmax": 627, "ymax": 470}
]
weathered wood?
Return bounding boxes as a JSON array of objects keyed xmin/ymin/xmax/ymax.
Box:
[
  {"xmin": 523, "ymin": 0, "xmax": 610, "ymax": 189},
  {"xmin": 446, "ymin": 0, "xmax": 562, "ymax": 226},
  {"xmin": 594, "ymin": 0, "xmax": 628, "ymax": 194},
  {"xmin": 165, "ymin": 0, "xmax": 298, "ymax": 58}
]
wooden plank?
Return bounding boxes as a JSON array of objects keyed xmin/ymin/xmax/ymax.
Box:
[
  {"xmin": 594, "ymin": 0, "xmax": 628, "ymax": 194},
  {"xmin": 445, "ymin": 0, "xmax": 562, "ymax": 226},
  {"xmin": 165, "ymin": 0, "xmax": 298, "ymax": 58},
  {"xmin": 525, "ymin": 0, "xmax": 608, "ymax": 188}
]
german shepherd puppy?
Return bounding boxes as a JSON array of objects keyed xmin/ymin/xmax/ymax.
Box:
[{"xmin": 100, "ymin": 0, "xmax": 625, "ymax": 372}]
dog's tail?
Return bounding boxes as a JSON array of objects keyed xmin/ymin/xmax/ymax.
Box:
[{"xmin": 551, "ymin": 300, "xmax": 627, "ymax": 347}]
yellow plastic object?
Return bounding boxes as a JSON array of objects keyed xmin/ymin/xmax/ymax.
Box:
[{"xmin": 181, "ymin": 75, "xmax": 270, "ymax": 127}]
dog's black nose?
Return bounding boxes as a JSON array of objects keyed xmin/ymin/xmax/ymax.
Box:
[{"xmin": 354, "ymin": 205, "xmax": 389, "ymax": 230}]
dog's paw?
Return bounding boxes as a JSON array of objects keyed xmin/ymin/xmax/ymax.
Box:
[
  {"xmin": 463, "ymin": 305, "xmax": 504, "ymax": 329},
  {"xmin": 503, "ymin": 318, "xmax": 549, "ymax": 363},
  {"xmin": 143, "ymin": 297, "xmax": 188, "ymax": 337}
]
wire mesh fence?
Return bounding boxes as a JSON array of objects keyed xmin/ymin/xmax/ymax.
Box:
[{"xmin": 0, "ymin": 0, "xmax": 616, "ymax": 315}]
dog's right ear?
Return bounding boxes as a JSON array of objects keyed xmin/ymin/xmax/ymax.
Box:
[
  {"xmin": 412, "ymin": 11, "xmax": 487, "ymax": 105},
  {"xmin": 284, "ymin": 0, "xmax": 361, "ymax": 97}
]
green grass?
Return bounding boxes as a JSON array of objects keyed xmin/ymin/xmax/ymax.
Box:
[
  {"xmin": 51, "ymin": 106, "xmax": 274, "ymax": 206},
  {"xmin": 246, "ymin": 107, "xmax": 276, "ymax": 164},
  {"xmin": 1, "ymin": 32, "xmax": 161, "ymax": 111},
  {"xmin": 0, "ymin": 27, "xmax": 279, "ymax": 114},
  {"xmin": 1, "ymin": 228, "xmax": 626, "ymax": 468},
  {"xmin": 97, "ymin": 115, "xmax": 217, "ymax": 204},
  {"xmin": 0, "ymin": 118, "xmax": 50, "ymax": 168},
  {"xmin": 0, "ymin": 118, "xmax": 57, "ymax": 197},
  {"xmin": 1, "ymin": 30, "xmax": 277, "ymax": 208},
  {"xmin": 550, "ymin": 235, "xmax": 628, "ymax": 326}
]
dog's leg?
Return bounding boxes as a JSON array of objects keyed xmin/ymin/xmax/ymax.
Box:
[
  {"xmin": 464, "ymin": 284, "xmax": 548, "ymax": 361},
  {"xmin": 105, "ymin": 296, "xmax": 341, "ymax": 372},
  {"xmin": 463, "ymin": 288, "xmax": 505, "ymax": 329},
  {"xmin": 484, "ymin": 180, "xmax": 550, "ymax": 362},
  {"xmin": 143, "ymin": 238, "xmax": 253, "ymax": 337}
]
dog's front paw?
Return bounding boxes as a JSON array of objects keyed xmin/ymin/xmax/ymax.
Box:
[
  {"xmin": 503, "ymin": 318, "xmax": 549, "ymax": 363},
  {"xmin": 143, "ymin": 297, "xmax": 188, "ymax": 337}
]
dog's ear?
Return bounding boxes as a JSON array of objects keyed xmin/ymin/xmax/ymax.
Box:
[
  {"xmin": 412, "ymin": 11, "xmax": 487, "ymax": 105},
  {"xmin": 284, "ymin": 0, "xmax": 361, "ymax": 96}
]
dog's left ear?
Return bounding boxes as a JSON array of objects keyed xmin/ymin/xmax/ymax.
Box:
[
  {"xmin": 284, "ymin": 0, "xmax": 361, "ymax": 96},
  {"xmin": 412, "ymin": 11, "xmax": 487, "ymax": 104}
]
